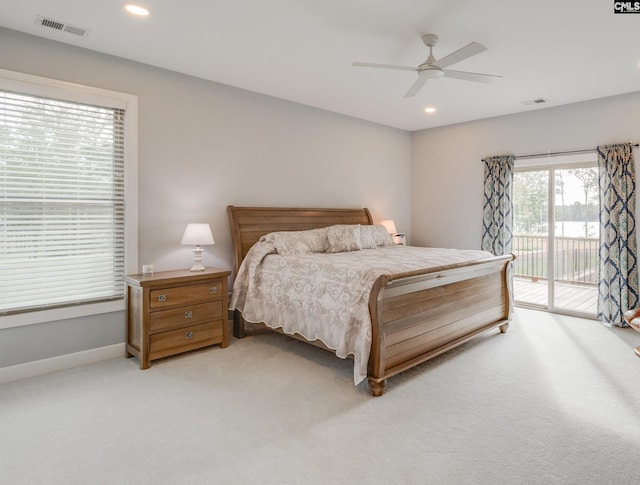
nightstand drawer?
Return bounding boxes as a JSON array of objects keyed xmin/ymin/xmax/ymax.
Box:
[
  {"xmin": 149, "ymin": 301, "xmax": 223, "ymax": 332},
  {"xmin": 149, "ymin": 321, "xmax": 223, "ymax": 355},
  {"xmin": 149, "ymin": 281, "xmax": 223, "ymax": 309}
]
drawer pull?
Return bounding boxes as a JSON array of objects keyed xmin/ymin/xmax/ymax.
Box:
[
  {"xmin": 184, "ymin": 311, "xmax": 193, "ymax": 319},
  {"xmin": 185, "ymin": 331, "xmax": 193, "ymax": 339},
  {"xmin": 210, "ymin": 287, "xmax": 218, "ymax": 294},
  {"xmin": 158, "ymin": 294, "xmax": 167, "ymax": 302}
]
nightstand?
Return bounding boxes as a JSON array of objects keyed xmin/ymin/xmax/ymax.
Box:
[{"xmin": 124, "ymin": 268, "xmax": 230, "ymax": 369}]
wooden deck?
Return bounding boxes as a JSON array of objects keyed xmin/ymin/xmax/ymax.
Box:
[{"xmin": 513, "ymin": 277, "xmax": 597, "ymax": 315}]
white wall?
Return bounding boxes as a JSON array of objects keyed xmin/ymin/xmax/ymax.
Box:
[
  {"xmin": 137, "ymin": 71, "xmax": 411, "ymax": 272},
  {"xmin": 0, "ymin": 28, "xmax": 411, "ymax": 367},
  {"xmin": 411, "ymin": 91, "xmax": 640, "ymax": 249}
]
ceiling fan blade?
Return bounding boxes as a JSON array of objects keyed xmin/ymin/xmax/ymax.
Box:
[
  {"xmin": 404, "ymin": 77, "xmax": 428, "ymax": 98},
  {"xmin": 432, "ymin": 41, "xmax": 486, "ymax": 69},
  {"xmin": 442, "ymin": 69, "xmax": 502, "ymax": 83},
  {"xmin": 352, "ymin": 62, "xmax": 417, "ymax": 72}
]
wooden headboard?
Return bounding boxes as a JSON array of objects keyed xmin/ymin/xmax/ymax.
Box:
[{"xmin": 226, "ymin": 206, "xmax": 373, "ymax": 275}]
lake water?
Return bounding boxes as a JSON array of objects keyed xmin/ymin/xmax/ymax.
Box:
[{"xmin": 554, "ymin": 221, "xmax": 599, "ymax": 238}]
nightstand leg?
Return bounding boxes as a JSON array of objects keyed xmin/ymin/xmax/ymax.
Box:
[{"xmin": 220, "ymin": 315, "xmax": 229, "ymax": 348}]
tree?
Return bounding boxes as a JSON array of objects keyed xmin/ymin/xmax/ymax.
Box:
[
  {"xmin": 569, "ymin": 168, "xmax": 599, "ymax": 237},
  {"xmin": 555, "ymin": 171, "xmax": 565, "ymax": 236},
  {"xmin": 514, "ymin": 171, "xmax": 548, "ymax": 234}
]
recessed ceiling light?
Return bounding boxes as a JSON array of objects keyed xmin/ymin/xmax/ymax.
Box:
[
  {"xmin": 424, "ymin": 107, "xmax": 436, "ymax": 114},
  {"xmin": 124, "ymin": 4, "xmax": 150, "ymax": 16}
]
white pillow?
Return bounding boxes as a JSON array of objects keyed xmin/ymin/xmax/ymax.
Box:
[
  {"xmin": 371, "ymin": 224, "xmax": 394, "ymax": 246},
  {"xmin": 358, "ymin": 225, "xmax": 378, "ymax": 249},
  {"xmin": 326, "ymin": 225, "xmax": 362, "ymax": 253},
  {"xmin": 262, "ymin": 228, "xmax": 329, "ymax": 255}
]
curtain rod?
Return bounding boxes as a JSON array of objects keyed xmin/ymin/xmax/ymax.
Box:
[
  {"xmin": 516, "ymin": 143, "xmax": 638, "ymax": 160},
  {"xmin": 482, "ymin": 143, "xmax": 639, "ymax": 162}
]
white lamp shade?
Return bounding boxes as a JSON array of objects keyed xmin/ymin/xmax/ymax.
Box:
[
  {"xmin": 181, "ymin": 223, "xmax": 215, "ymax": 246},
  {"xmin": 380, "ymin": 219, "xmax": 397, "ymax": 234}
]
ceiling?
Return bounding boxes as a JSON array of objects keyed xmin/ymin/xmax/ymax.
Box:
[{"xmin": 2, "ymin": 0, "xmax": 639, "ymax": 131}]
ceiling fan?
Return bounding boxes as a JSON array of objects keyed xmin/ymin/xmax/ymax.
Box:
[{"xmin": 352, "ymin": 34, "xmax": 501, "ymax": 98}]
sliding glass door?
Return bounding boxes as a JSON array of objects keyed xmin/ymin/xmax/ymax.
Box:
[{"xmin": 513, "ymin": 159, "xmax": 598, "ymax": 317}]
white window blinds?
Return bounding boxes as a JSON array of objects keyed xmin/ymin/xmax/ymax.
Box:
[{"xmin": 0, "ymin": 90, "xmax": 126, "ymax": 314}]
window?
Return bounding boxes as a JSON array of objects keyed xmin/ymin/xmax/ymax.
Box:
[{"xmin": 0, "ymin": 69, "xmax": 137, "ymax": 328}]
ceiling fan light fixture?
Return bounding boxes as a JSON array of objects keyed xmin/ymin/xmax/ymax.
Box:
[{"xmin": 418, "ymin": 68, "xmax": 444, "ymax": 80}]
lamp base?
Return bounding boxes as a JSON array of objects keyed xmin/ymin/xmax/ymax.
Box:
[{"xmin": 190, "ymin": 247, "xmax": 206, "ymax": 272}]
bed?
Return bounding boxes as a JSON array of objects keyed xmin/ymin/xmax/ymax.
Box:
[{"xmin": 227, "ymin": 206, "xmax": 515, "ymax": 396}]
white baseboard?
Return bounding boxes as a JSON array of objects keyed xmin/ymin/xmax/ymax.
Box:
[{"xmin": 0, "ymin": 343, "xmax": 126, "ymax": 385}]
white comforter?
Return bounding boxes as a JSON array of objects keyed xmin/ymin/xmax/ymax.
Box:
[{"xmin": 230, "ymin": 241, "xmax": 493, "ymax": 384}]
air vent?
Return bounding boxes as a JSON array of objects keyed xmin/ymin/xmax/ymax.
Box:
[
  {"xmin": 521, "ymin": 98, "xmax": 548, "ymax": 106},
  {"xmin": 35, "ymin": 15, "xmax": 90, "ymax": 38}
]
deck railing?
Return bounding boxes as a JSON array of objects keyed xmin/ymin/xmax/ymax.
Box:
[{"xmin": 512, "ymin": 235, "xmax": 598, "ymax": 285}]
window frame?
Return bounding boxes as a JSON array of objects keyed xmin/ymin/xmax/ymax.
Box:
[{"xmin": 0, "ymin": 69, "xmax": 138, "ymax": 329}]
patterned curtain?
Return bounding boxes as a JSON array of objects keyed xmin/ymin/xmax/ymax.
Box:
[
  {"xmin": 482, "ymin": 155, "xmax": 515, "ymax": 256},
  {"xmin": 597, "ymin": 143, "xmax": 638, "ymax": 326}
]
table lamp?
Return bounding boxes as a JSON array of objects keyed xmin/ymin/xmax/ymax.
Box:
[
  {"xmin": 380, "ymin": 219, "xmax": 397, "ymax": 235},
  {"xmin": 181, "ymin": 223, "xmax": 215, "ymax": 271}
]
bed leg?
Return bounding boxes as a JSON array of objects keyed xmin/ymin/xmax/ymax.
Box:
[
  {"xmin": 233, "ymin": 310, "xmax": 246, "ymax": 339},
  {"xmin": 499, "ymin": 322, "xmax": 509, "ymax": 333},
  {"xmin": 368, "ymin": 378, "xmax": 386, "ymax": 397}
]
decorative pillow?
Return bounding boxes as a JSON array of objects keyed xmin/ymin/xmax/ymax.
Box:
[
  {"xmin": 371, "ymin": 224, "xmax": 395, "ymax": 246},
  {"xmin": 261, "ymin": 227, "xmax": 329, "ymax": 255},
  {"xmin": 358, "ymin": 225, "xmax": 378, "ymax": 249},
  {"xmin": 326, "ymin": 225, "xmax": 362, "ymax": 253}
]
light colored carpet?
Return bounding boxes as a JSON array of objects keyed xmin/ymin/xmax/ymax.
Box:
[{"xmin": 2, "ymin": 308, "xmax": 640, "ymax": 485}]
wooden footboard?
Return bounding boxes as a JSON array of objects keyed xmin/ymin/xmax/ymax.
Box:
[{"xmin": 367, "ymin": 255, "xmax": 514, "ymax": 396}]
